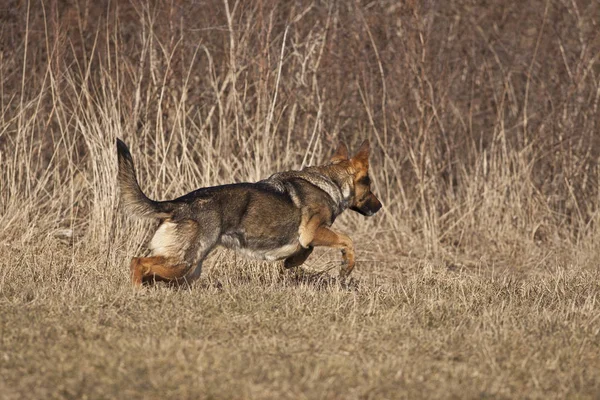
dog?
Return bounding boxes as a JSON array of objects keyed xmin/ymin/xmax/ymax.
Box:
[{"xmin": 116, "ymin": 138, "xmax": 382, "ymax": 286}]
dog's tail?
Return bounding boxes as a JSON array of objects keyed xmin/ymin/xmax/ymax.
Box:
[{"xmin": 116, "ymin": 138, "xmax": 172, "ymax": 219}]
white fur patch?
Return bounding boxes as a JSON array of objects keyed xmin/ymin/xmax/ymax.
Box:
[
  {"xmin": 342, "ymin": 183, "xmax": 351, "ymax": 200},
  {"xmin": 263, "ymin": 243, "xmax": 301, "ymax": 261},
  {"xmin": 236, "ymin": 243, "xmax": 300, "ymax": 261},
  {"xmin": 220, "ymin": 233, "xmax": 301, "ymax": 261},
  {"xmin": 150, "ymin": 222, "xmax": 185, "ymax": 258}
]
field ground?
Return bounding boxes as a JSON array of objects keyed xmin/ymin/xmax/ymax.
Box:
[{"xmin": 1, "ymin": 239, "xmax": 600, "ymax": 399}]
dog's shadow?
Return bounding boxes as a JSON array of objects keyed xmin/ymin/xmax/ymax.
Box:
[
  {"xmin": 141, "ymin": 266, "xmax": 359, "ymax": 292},
  {"xmin": 284, "ymin": 267, "xmax": 359, "ymax": 291}
]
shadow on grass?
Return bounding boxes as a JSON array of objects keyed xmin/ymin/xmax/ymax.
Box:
[
  {"xmin": 285, "ymin": 267, "xmax": 360, "ymax": 291},
  {"xmin": 138, "ymin": 265, "xmax": 360, "ymax": 292}
]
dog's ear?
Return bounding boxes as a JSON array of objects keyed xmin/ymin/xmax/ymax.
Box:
[
  {"xmin": 330, "ymin": 142, "xmax": 349, "ymax": 163},
  {"xmin": 352, "ymin": 139, "xmax": 370, "ymax": 168}
]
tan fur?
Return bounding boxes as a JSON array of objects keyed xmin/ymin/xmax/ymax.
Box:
[{"xmin": 130, "ymin": 256, "xmax": 191, "ymax": 286}]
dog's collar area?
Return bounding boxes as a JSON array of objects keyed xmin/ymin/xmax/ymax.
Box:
[
  {"xmin": 263, "ymin": 170, "xmax": 349, "ymax": 215},
  {"xmin": 305, "ymin": 173, "xmax": 348, "ymax": 215},
  {"xmin": 340, "ymin": 183, "xmax": 352, "ymax": 210}
]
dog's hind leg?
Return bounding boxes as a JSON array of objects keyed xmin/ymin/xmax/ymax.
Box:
[
  {"xmin": 176, "ymin": 246, "xmax": 216, "ymax": 286},
  {"xmin": 130, "ymin": 256, "xmax": 191, "ymax": 286},
  {"xmin": 132, "ymin": 219, "xmax": 199, "ymax": 286},
  {"xmin": 177, "ymin": 258, "xmax": 206, "ymax": 287},
  {"xmin": 131, "ymin": 216, "xmax": 220, "ymax": 287},
  {"xmin": 130, "ymin": 258, "xmax": 144, "ymax": 285},
  {"xmin": 173, "ymin": 228, "xmax": 220, "ymax": 286}
]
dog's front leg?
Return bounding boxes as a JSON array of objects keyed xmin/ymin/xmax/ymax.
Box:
[
  {"xmin": 284, "ymin": 246, "xmax": 314, "ymax": 269},
  {"xmin": 306, "ymin": 225, "xmax": 355, "ymax": 278}
]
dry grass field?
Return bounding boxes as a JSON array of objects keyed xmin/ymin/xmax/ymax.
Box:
[{"xmin": 1, "ymin": 0, "xmax": 600, "ymax": 398}]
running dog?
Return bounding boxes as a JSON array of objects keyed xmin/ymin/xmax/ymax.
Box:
[{"xmin": 116, "ymin": 138, "xmax": 382, "ymax": 286}]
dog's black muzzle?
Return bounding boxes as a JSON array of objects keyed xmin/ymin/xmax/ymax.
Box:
[{"xmin": 351, "ymin": 193, "xmax": 382, "ymax": 216}]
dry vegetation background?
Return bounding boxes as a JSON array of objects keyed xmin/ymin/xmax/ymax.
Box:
[{"xmin": 1, "ymin": 0, "xmax": 600, "ymax": 398}]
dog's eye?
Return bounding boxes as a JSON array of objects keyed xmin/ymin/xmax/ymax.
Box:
[{"xmin": 357, "ymin": 176, "xmax": 371, "ymax": 187}]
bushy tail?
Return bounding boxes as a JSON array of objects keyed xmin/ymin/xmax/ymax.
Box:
[{"xmin": 116, "ymin": 138, "xmax": 172, "ymax": 219}]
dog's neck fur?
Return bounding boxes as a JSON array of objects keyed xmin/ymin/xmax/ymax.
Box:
[
  {"xmin": 305, "ymin": 164, "xmax": 353, "ymax": 215},
  {"xmin": 265, "ymin": 164, "xmax": 353, "ymax": 216}
]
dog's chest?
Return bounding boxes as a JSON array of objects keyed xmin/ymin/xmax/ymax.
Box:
[{"xmin": 220, "ymin": 233, "xmax": 301, "ymax": 261}]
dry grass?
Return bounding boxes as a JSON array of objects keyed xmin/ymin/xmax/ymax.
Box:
[
  {"xmin": 1, "ymin": 0, "xmax": 600, "ymax": 398},
  {"xmin": 2, "ymin": 245, "xmax": 600, "ymax": 399}
]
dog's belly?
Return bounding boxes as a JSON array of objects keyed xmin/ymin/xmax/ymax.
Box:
[
  {"xmin": 241, "ymin": 243, "xmax": 302, "ymax": 261},
  {"xmin": 220, "ymin": 233, "xmax": 301, "ymax": 261}
]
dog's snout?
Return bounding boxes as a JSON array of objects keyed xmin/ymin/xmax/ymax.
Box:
[{"xmin": 368, "ymin": 193, "xmax": 382, "ymax": 214}]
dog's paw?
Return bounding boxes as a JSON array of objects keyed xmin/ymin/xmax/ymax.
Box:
[{"xmin": 338, "ymin": 266, "xmax": 349, "ymax": 279}]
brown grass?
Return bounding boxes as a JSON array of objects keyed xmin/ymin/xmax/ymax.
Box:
[{"xmin": 1, "ymin": 0, "xmax": 600, "ymax": 398}]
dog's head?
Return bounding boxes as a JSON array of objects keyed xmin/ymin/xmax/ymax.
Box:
[{"xmin": 330, "ymin": 140, "xmax": 382, "ymax": 217}]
